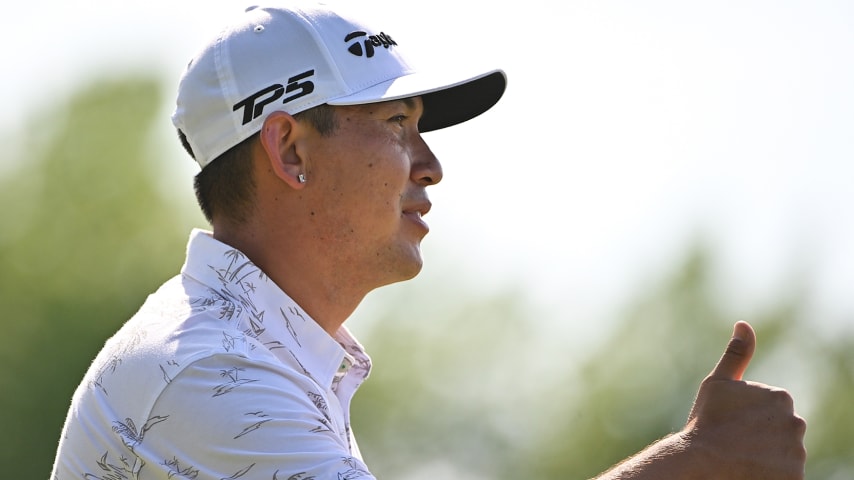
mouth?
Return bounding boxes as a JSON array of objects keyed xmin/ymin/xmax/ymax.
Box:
[
  {"xmin": 402, "ymin": 198, "xmax": 432, "ymax": 216},
  {"xmin": 402, "ymin": 201, "xmax": 431, "ymax": 231}
]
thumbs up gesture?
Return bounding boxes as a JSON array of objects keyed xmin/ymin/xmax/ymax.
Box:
[{"xmin": 686, "ymin": 321, "xmax": 807, "ymax": 479}]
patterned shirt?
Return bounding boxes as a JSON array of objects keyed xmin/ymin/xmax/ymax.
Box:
[{"xmin": 52, "ymin": 229, "xmax": 375, "ymax": 480}]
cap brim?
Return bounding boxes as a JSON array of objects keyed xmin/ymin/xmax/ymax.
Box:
[{"xmin": 327, "ymin": 69, "xmax": 507, "ymax": 132}]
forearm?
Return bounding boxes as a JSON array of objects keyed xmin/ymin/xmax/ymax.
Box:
[{"xmin": 593, "ymin": 431, "xmax": 708, "ymax": 480}]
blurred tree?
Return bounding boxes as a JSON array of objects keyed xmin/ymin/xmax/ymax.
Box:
[
  {"xmin": 0, "ymin": 77, "xmax": 194, "ymax": 478},
  {"xmin": 355, "ymin": 247, "xmax": 853, "ymax": 480},
  {"xmin": 2, "ymin": 75, "xmax": 851, "ymax": 480},
  {"xmin": 351, "ymin": 284, "xmax": 548, "ymax": 479},
  {"xmin": 803, "ymin": 335, "xmax": 854, "ymax": 480},
  {"xmin": 529, "ymin": 247, "xmax": 802, "ymax": 479}
]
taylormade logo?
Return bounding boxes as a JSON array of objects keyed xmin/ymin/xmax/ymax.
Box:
[{"xmin": 345, "ymin": 31, "xmax": 397, "ymax": 58}]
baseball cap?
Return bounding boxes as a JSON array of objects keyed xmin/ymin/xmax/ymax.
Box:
[{"xmin": 172, "ymin": 2, "xmax": 507, "ymax": 169}]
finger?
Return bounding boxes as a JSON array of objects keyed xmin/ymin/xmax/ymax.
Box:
[{"xmin": 708, "ymin": 321, "xmax": 756, "ymax": 381}]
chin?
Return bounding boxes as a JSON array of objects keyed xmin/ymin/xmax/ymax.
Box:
[
  {"xmin": 403, "ymin": 261, "xmax": 424, "ymax": 280},
  {"xmin": 373, "ymin": 240, "xmax": 425, "ymax": 286},
  {"xmin": 397, "ymin": 257, "xmax": 424, "ymax": 283},
  {"xmin": 384, "ymin": 255, "xmax": 424, "ymax": 286}
]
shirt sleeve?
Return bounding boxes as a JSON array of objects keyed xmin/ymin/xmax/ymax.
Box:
[{"xmin": 133, "ymin": 353, "xmax": 376, "ymax": 480}]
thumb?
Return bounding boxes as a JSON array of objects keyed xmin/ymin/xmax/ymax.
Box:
[{"xmin": 708, "ymin": 321, "xmax": 756, "ymax": 381}]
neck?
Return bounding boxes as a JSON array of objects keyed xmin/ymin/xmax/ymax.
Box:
[{"xmin": 213, "ymin": 221, "xmax": 367, "ymax": 337}]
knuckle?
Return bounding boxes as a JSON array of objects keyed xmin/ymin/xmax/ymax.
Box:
[
  {"xmin": 725, "ymin": 337, "xmax": 749, "ymax": 357},
  {"xmin": 796, "ymin": 443, "xmax": 807, "ymax": 462},
  {"xmin": 792, "ymin": 414, "xmax": 807, "ymax": 435},
  {"xmin": 770, "ymin": 388, "xmax": 795, "ymax": 410}
]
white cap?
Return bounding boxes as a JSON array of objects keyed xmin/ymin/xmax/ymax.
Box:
[{"xmin": 172, "ymin": 2, "xmax": 507, "ymax": 169}]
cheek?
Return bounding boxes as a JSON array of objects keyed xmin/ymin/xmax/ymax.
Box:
[
  {"xmin": 324, "ymin": 172, "xmax": 403, "ymax": 232},
  {"xmin": 318, "ymin": 136, "xmax": 411, "ymax": 226},
  {"xmin": 360, "ymin": 180, "xmax": 404, "ymax": 222},
  {"xmin": 358, "ymin": 157, "xmax": 410, "ymax": 211}
]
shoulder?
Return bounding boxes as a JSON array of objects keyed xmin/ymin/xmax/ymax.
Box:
[{"xmin": 80, "ymin": 273, "xmax": 282, "ymax": 409}]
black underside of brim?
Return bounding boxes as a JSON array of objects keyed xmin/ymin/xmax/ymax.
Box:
[{"xmin": 418, "ymin": 71, "xmax": 506, "ymax": 133}]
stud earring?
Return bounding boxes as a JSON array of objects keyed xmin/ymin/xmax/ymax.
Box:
[{"xmin": 298, "ymin": 173, "xmax": 306, "ymax": 184}]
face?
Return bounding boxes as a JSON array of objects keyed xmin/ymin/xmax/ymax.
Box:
[{"xmin": 301, "ymin": 96, "xmax": 443, "ymax": 290}]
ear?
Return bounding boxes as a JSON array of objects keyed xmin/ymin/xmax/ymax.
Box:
[{"xmin": 259, "ymin": 111, "xmax": 308, "ymax": 190}]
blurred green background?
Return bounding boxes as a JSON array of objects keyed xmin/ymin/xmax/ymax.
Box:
[{"xmin": 1, "ymin": 74, "xmax": 852, "ymax": 479}]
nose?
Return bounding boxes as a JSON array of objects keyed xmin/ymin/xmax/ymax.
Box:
[{"xmin": 411, "ymin": 134, "xmax": 443, "ymax": 186}]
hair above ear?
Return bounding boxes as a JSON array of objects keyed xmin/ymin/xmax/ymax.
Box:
[{"xmin": 193, "ymin": 133, "xmax": 258, "ymax": 226}]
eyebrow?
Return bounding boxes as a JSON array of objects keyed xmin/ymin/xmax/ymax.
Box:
[
  {"xmin": 363, "ymin": 97, "xmax": 419, "ymax": 115},
  {"xmin": 383, "ymin": 97, "xmax": 417, "ymax": 109}
]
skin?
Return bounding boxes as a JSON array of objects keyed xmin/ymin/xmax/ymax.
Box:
[
  {"xmin": 213, "ymin": 96, "xmax": 440, "ymax": 336},
  {"xmin": 211, "ymin": 97, "xmax": 805, "ymax": 479}
]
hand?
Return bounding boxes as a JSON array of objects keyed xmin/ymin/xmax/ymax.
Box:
[{"xmin": 685, "ymin": 321, "xmax": 807, "ymax": 479}]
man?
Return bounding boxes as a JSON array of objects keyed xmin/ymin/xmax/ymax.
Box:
[{"xmin": 52, "ymin": 2, "xmax": 805, "ymax": 479}]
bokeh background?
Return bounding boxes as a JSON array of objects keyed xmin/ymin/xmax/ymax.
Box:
[{"xmin": 1, "ymin": 1, "xmax": 852, "ymax": 478}]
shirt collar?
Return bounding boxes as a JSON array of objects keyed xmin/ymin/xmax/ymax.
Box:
[{"xmin": 180, "ymin": 229, "xmax": 369, "ymax": 390}]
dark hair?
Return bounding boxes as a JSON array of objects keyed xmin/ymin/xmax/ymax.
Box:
[{"xmin": 178, "ymin": 104, "xmax": 338, "ymax": 226}]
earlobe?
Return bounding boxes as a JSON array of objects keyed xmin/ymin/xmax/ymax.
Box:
[{"xmin": 259, "ymin": 111, "xmax": 308, "ymax": 189}]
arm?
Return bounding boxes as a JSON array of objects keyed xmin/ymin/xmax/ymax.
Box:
[{"xmin": 594, "ymin": 321, "xmax": 806, "ymax": 480}]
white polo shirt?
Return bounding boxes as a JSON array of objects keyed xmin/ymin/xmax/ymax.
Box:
[{"xmin": 52, "ymin": 229, "xmax": 375, "ymax": 479}]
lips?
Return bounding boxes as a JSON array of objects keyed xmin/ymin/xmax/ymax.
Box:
[
  {"xmin": 405, "ymin": 202, "xmax": 431, "ymax": 216},
  {"xmin": 402, "ymin": 200, "xmax": 431, "ymax": 231}
]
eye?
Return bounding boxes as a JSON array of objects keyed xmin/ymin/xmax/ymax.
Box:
[{"xmin": 389, "ymin": 114, "xmax": 407, "ymax": 126}]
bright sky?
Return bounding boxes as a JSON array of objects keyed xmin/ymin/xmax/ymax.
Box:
[{"xmin": 3, "ymin": 0, "xmax": 853, "ymax": 334}]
